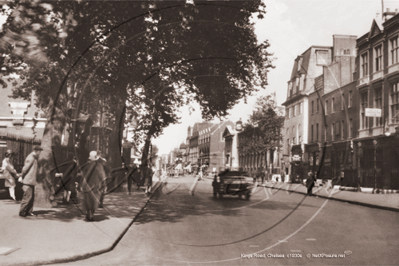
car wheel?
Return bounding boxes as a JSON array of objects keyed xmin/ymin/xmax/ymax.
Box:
[{"xmin": 245, "ymin": 192, "xmax": 251, "ymax": 200}]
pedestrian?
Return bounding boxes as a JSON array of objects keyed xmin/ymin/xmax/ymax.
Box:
[
  {"xmin": 19, "ymin": 145, "xmax": 43, "ymax": 217},
  {"xmin": 143, "ymin": 163, "xmax": 153, "ymax": 195},
  {"xmin": 80, "ymin": 151, "xmax": 107, "ymax": 221},
  {"xmin": 55, "ymin": 152, "xmax": 79, "ymax": 204},
  {"xmin": 127, "ymin": 164, "xmax": 138, "ymax": 195},
  {"xmin": 2, "ymin": 150, "xmax": 18, "ymax": 201},
  {"xmin": 96, "ymin": 151, "xmax": 109, "ymax": 208},
  {"xmin": 306, "ymin": 171, "xmax": 316, "ymax": 196}
]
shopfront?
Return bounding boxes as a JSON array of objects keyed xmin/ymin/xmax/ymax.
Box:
[{"xmin": 290, "ymin": 144, "xmax": 304, "ymax": 183}]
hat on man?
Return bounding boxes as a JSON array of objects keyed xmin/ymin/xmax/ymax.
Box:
[
  {"xmin": 308, "ymin": 171, "xmax": 314, "ymax": 177},
  {"xmin": 33, "ymin": 146, "xmax": 43, "ymax": 151},
  {"xmin": 88, "ymin": 151, "xmax": 99, "ymax": 161},
  {"xmin": 5, "ymin": 149, "xmax": 12, "ymax": 157}
]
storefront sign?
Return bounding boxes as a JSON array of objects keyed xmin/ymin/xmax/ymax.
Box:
[{"xmin": 365, "ymin": 108, "xmax": 381, "ymax": 117}]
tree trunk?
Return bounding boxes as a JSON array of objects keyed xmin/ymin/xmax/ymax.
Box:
[
  {"xmin": 140, "ymin": 123, "xmax": 156, "ymax": 180},
  {"xmin": 107, "ymin": 98, "xmax": 126, "ymax": 192},
  {"xmin": 36, "ymin": 99, "xmax": 66, "ymax": 207}
]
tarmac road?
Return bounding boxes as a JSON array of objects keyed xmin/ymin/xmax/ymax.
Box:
[{"xmin": 55, "ymin": 175, "xmax": 399, "ymax": 265}]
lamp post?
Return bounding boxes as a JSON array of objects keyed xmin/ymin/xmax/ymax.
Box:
[{"xmin": 373, "ymin": 139, "xmax": 378, "ymax": 194}]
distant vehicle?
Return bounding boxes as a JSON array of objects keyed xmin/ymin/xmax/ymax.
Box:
[{"xmin": 212, "ymin": 170, "xmax": 255, "ymax": 200}]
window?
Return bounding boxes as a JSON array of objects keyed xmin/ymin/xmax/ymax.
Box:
[
  {"xmin": 297, "ymin": 57, "xmax": 303, "ymax": 72},
  {"xmin": 298, "ymin": 124, "xmax": 302, "ymax": 143},
  {"xmin": 331, "ymin": 123, "xmax": 335, "ymax": 141},
  {"xmin": 295, "ymin": 77, "xmax": 300, "ymax": 93},
  {"xmin": 361, "ymin": 91, "xmax": 369, "ymax": 129},
  {"xmin": 341, "ymin": 94, "xmax": 345, "ymax": 110},
  {"xmin": 317, "ymin": 98, "xmax": 320, "ymax": 112},
  {"xmin": 299, "ymin": 103, "xmax": 302, "ymax": 115},
  {"xmin": 374, "ymin": 88, "xmax": 382, "ymax": 127},
  {"xmin": 293, "ymin": 106, "xmax": 296, "ymax": 117},
  {"xmin": 375, "ymin": 45, "xmax": 383, "ymax": 71},
  {"xmin": 316, "ymin": 123, "xmax": 319, "ymax": 141},
  {"xmin": 311, "ymin": 100, "xmax": 314, "ymax": 114},
  {"xmin": 391, "ymin": 82, "xmax": 399, "ymax": 124},
  {"xmin": 311, "ymin": 125, "xmax": 314, "ymax": 142},
  {"xmin": 325, "ymin": 100, "xmax": 329, "ymax": 115},
  {"xmin": 390, "ymin": 36, "xmax": 398, "ymax": 65},
  {"xmin": 341, "ymin": 120, "xmax": 345, "ymax": 139},
  {"xmin": 349, "ymin": 91, "xmax": 353, "ymax": 107},
  {"xmin": 349, "ymin": 119, "xmax": 353, "ymax": 138},
  {"xmin": 361, "ymin": 53, "xmax": 368, "ymax": 77},
  {"xmin": 292, "ymin": 127, "xmax": 295, "ymax": 144},
  {"xmin": 331, "ymin": 98, "xmax": 335, "ymax": 113},
  {"xmin": 325, "ymin": 125, "xmax": 328, "ymax": 142}
]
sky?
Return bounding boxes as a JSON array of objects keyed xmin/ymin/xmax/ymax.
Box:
[
  {"xmin": 1, "ymin": 0, "xmax": 398, "ymax": 155},
  {"xmin": 153, "ymin": 0, "xmax": 399, "ymax": 155}
]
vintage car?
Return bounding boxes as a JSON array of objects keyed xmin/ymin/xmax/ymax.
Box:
[{"xmin": 212, "ymin": 170, "xmax": 255, "ymax": 200}]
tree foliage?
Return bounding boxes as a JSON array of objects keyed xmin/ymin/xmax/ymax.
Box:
[
  {"xmin": 238, "ymin": 94, "xmax": 284, "ymax": 154},
  {"xmin": 0, "ymin": 0, "xmax": 273, "ymax": 205}
]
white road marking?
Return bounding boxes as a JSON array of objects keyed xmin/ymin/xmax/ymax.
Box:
[
  {"xmin": 249, "ymin": 245, "xmax": 259, "ymax": 247},
  {"xmin": 306, "ymin": 238, "xmax": 316, "ymax": 241},
  {"xmin": 152, "ymin": 197, "xmax": 331, "ymax": 264},
  {"xmin": 290, "ymin": 250, "xmax": 302, "ymax": 253},
  {"xmin": 0, "ymin": 247, "xmax": 20, "ymax": 255}
]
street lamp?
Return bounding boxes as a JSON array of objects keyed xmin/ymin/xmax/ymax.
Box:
[{"xmin": 373, "ymin": 139, "xmax": 378, "ymax": 194}]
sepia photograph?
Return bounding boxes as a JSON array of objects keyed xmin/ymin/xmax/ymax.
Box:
[{"xmin": 0, "ymin": 0, "xmax": 398, "ymax": 265}]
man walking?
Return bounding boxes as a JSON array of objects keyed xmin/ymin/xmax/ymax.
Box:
[
  {"xmin": 19, "ymin": 146, "xmax": 42, "ymax": 217},
  {"xmin": 306, "ymin": 171, "xmax": 316, "ymax": 196}
]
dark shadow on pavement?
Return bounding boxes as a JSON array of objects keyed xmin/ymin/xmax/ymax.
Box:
[{"xmin": 27, "ymin": 190, "xmax": 151, "ymax": 223}]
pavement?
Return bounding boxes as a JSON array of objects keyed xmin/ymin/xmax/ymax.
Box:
[
  {"xmin": 0, "ymin": 174, "xmax": 398, "ymax": 266},
  {"xmin": 261, "ymin": 180, "xmax": 399, "ymax": 212},
  {"xmin": 0, "ymin": 175, "xmax": 166, "ymax": 266}
]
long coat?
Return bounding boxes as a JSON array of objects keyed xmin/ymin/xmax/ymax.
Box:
[
  {"xmin": 2, "ymin": 158, "xmax": 17, "ymax": 187},
  {"xmin": 143, "ymin": 167, "xmax": 153, "ymax": 187},
  {"xmin": 80, "ymin": 159, "xmax": 107, "ymax": 214},
  {"xmin": 306, "ymin": 176, "xmax": 316, "ymax": 189},
  {"xmin": 80, "ymin": 160, "xmax": 107, "ymax": 193},
  {"xmin": 21, "ymin": 152, "xmax": 39, "ymax": 186}
]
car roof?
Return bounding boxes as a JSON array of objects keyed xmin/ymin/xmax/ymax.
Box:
[{"xmin": 218, "ymin": 171, "xmax": 249, "ymax": 177}]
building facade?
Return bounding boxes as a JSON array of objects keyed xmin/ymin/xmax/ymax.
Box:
[
  {"xmin": 353, "ymin": 14, "xmax": 399, "ymax": 190},
  {"xmin": 0, "ymin": 81, "xmax": 46, "ymax": 171},
  {"xmin": 282, "ymin": 45, "xmax": 332, "ymax": 181}
]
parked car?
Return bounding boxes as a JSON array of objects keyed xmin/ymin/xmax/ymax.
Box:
[{"xmin": 212, "ymin": 170, "xmax": 255, "ymax": 200}]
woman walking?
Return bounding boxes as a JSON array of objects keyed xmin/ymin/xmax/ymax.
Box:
[
  {"xmin": 80, "ymin": 151, "xmax": 107, "ymax": 221},
  {"xmin": 143, "ymin": 163, "xmax": 153, "ymax": 195},
  {"xmin": 2, "ymin": 150, "xmax": 18, "ymax": 200}
]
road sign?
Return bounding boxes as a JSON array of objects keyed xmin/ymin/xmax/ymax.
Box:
[{"xmin": 365, "ymin": 108, "xmax": 381, "ymax": 117}]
